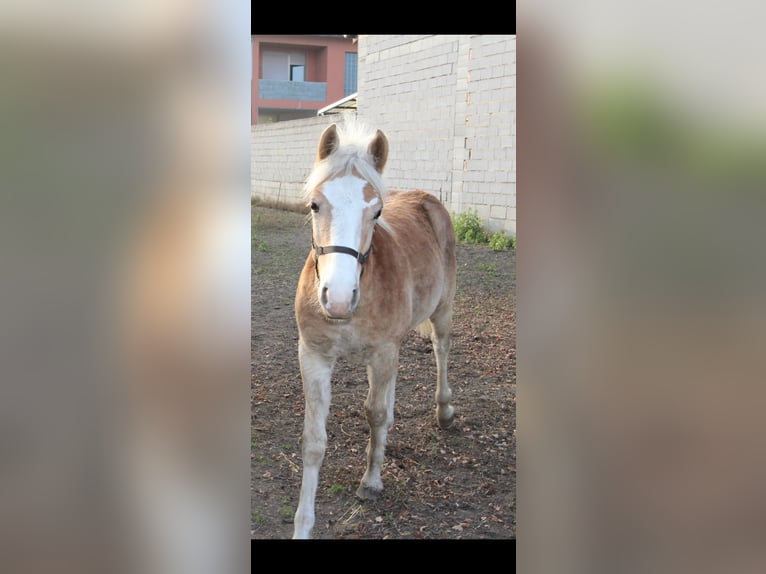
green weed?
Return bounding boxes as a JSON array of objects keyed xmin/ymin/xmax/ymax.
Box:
[
  {"xmin": 328, "ymin": 483, "xmax": 346, "ymax": 495},
  {"xmin": 489, "ymin": 230, "xmax": 515, "ymax": 251},
  {"xmin": 452, "ymin": 209, "xmax": 489, "ymax": 244}
]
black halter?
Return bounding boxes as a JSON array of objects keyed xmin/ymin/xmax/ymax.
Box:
[{"xmin": 312, "ymin": 238, "xmax": 374, "ymax": 279}]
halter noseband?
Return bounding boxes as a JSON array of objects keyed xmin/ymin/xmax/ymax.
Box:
[{"xmin": 312, "ymin": 238, "xmax": 374, "ymax": 279}]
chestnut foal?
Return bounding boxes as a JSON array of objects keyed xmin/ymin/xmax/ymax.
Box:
[{"xmin": 292, "ymin": 120, "xmax": 457, "ymax": 539}]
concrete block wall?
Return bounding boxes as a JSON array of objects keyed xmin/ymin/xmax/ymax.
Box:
[
  {"xmin": 357, "ymin": 34, "xmax": 516, "ymax": 235},
  {"xmin": 250, "ymin": 115, "xmax": 335, "ymax": 209},
  {"xmin": 461, "ymin": 35, "xmax": 516, "ymax": 234},
  {"xmin": 251, "ymin": 35, "xmax": 516, "ymax": 235},
  {"xmin": 355, "ymin": 35, "xmax": 462, "ymax": 209}
]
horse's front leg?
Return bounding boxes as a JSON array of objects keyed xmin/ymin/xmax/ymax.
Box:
[
  {"xmin": 293, "ymin": 341, "xmax": 334, "ymax": 539},
  {"xmin": 357, "ymin": 344, "xmax": 398, "ymax": 500}
]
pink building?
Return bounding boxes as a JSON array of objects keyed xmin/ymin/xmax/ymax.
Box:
[{"xmin": 251, "ymin": 35, "xmax": 358, "ymax": 124}]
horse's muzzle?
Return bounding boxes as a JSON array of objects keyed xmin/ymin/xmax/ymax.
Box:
[{"xmin": 320, "ymin": 285, "xmax": 359, "ymax": 319}]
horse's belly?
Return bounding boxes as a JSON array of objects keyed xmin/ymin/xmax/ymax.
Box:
[{"xmin": 408, "ymin": 272, "xmax": 446, "ymax": 326}]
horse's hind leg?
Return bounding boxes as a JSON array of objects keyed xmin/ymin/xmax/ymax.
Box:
[
  {"xmin": 293, "ymin": 342, "xmax": 334, "ymax": 539},
  {"xmin": 357, "ymin": 344, "xmax": 398, "ymax": 500},
  {"xmin": 429, "ymin": 304, "xmax": 455, "ymax": 428}
]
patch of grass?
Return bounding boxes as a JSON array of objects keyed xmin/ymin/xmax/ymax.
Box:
[
  {"xmin": 251, "ymin": 196, "xmax": 306, "ymax": 213},
  {"xmin": 251, "ymin": 511, "xmax": 266, "ymax": 526},
  {"xmin": 251, "ymin": 230, "xmax": 267, "ymax": 252},
  {"xmin": 489, "ymin": 230, "xmax": 515, "ymax": 251},
  {"xmin": 328, "ymin": 483, "xmax": 346, "ymax": 495},
  {"xmin": 279, "ymin": 507, "xmax": 295, "ymax": 521},
  {"xmin": 251, "ymin": 211, "xmax": 269, "ymax": 252},
  {"xmin": 478, "ymin": 263, "xmax": 497, "ymax": 277}
]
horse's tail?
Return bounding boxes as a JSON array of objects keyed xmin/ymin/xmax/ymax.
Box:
[{"xmin": 415, "ymin": 320, "xmax": 432, "ymax": 338}]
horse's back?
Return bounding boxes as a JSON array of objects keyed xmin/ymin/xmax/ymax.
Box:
[{"xmin": 384, "ymin": 190, "xmax": 456, "ymax": 269}]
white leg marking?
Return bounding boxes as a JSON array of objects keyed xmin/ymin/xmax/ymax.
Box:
[{"xmin": 293, "ymin": 342, "xmax": 334, "ymax": 539}]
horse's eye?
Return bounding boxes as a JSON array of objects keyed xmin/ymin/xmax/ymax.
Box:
[
  {"xmin": 373, "ymin": 209, "xmax": 382, "ymax": 220},
  {"xmin": 310, "ymin": 202, "xmax": 319, "ymax": 213}
]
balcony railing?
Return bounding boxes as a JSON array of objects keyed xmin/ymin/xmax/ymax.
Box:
[{"xmin": 258, "ymin": 79, "xmax": 327, "ymax": 102}]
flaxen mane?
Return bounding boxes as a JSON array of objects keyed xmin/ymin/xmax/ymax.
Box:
[{"xmin": 303, "ymin": 117, "xmax": 388, "ymax": 203}]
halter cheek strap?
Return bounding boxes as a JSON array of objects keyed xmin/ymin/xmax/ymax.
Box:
[{"xmin": 312, "ymin": 238, "xmax": 374, "ymax": 279}]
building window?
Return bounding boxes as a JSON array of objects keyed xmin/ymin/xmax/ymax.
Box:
[
  {"xmin": 290, "ymin": 64, "xmax": 305, "ymax": 82},
  {"xmin": 344, "ymin": 52, "xmax": 358, "ymax": 96},
  {"xmin": 262, "ymin": 50, "xmax": 307, "ymax": 81}
]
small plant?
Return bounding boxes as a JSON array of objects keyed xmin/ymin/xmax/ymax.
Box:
[
  {"xmin": 328, "ymin": 483, "xmax": 346, "ymax": 495},
  {"xmin": 251, "ymin": 212, "xmax": 267, "ymax": 251},
  {"xmin": 251, "ymin": 231, "xmax": 267, "ymax": 252},
  {"xmin": 251, "ymin": 511, "xmax": 266, "ymax": 526},
  {"xmin": 488, "ymin": 230, "xmax": 515, "ymax": 251},
  {"xmin": 452, "ymin": 209, "xmax": 489, "ymax": 244}
]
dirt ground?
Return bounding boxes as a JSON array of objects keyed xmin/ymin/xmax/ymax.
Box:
[{"xmin": 251, "ymin": 203, "xmax": 516, "ymax": 540}]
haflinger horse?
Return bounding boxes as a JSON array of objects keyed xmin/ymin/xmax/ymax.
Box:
[{"xmin": 292, "ymin": 119, "xmax": 457, "ymax": 539}]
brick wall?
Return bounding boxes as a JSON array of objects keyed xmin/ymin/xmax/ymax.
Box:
[{"xmin": 251, "ymin": 35, "xmax": 516, "ymax": 235}]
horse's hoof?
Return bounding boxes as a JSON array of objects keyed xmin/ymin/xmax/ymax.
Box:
[
  {"xmin": 437, "ymin": 417, "xmax": 455, "ymax": 429},
  {"xmin": 437, "ymin": 406, "xmax": 455, "ymax": 429},
  {"xmin": 356, "ymin": 484, "xmax": 382, "ymax": 500}
]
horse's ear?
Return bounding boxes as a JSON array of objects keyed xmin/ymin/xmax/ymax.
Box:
[
  {"xmin": 317, "ymin": 124, "xmax": 339, "ymax": 161},
  {"xmin": 368, "ymin": 129, "xmax": 388, "ymax": 173}
]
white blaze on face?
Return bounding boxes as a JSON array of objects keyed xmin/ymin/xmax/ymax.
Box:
[{"xmin": 317, "ymin": 175, "xmax": 380, "ymax": 319}]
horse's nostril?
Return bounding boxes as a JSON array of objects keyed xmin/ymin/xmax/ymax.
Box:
[{"xmin": 321, "ymin": 286, "xmax": 329, "ymax": 305}]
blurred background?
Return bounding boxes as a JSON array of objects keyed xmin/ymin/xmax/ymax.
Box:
[
  {"xmin": 518, "ymin": 2, "xmax": 766, "ymax": 573},
  {"xmin": 0, "ymin": 2, "xmax": 250, "ymax": 573}
]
